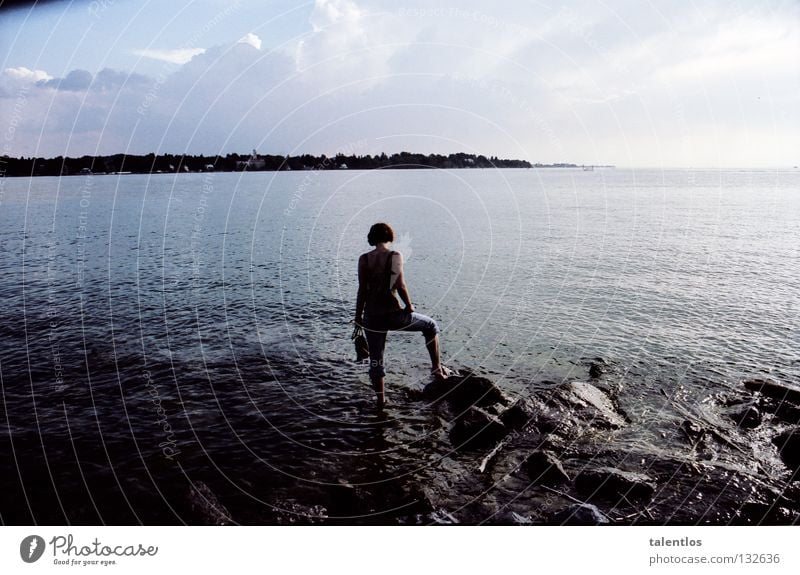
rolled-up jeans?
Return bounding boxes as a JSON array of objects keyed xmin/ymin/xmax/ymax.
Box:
[{"xmin": 363, "ymin": 309, "xmax": 440, "ymax": 381}]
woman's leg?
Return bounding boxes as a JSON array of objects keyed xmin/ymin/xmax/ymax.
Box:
[
  {"xmin": 425, "ymin": 334, "xmax": 443, "ymax": 375},
  {"xmin": 364, "ymin": 318, "xmax": 388, "ymax": 408},
  {"xmin": 390, "ymin": 310, "xmax": 446, "ymax": 378}
]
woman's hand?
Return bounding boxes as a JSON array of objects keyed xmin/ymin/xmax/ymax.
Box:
[{"xmin": 404, "ymin": 304, "xmax": 415, "ymax": 314}]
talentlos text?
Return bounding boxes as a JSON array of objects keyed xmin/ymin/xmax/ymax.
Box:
[{"xmin": 50, "ymin": 534, "xmax": 158, "ymax": 557}]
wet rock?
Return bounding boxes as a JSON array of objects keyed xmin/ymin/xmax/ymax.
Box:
[
  {"xmin": 450, "ymin": 406, "xmax": 508, "ymax": 449},
  {"xmin": 187, "ymin": 481, "xmax": 233, "ymax": 525},
  {"xmin": 427, "ymin": 509, "xmax": 460, "ymax": 525},
  {"xmin": 422, "ymin": 376, "xmax": 454, "ymax": 403},
  {"xmin": 509, "ymin": 511, "xmax": 534, "ymax": 525},
  {"xmin": 323, "ymin": 480, "xmax": 367, "ymax": 517},
  {"xmin": 772, "ymin": 428, "xmax": 800, "ymax": 471},
  {"xmin": 558, "ymin": 382, "xmax": 628, "ymax": 429},
  {"xmin": 272, "ymin": 502, "xmax": 328, "ymax": 525},
  {"xmin": 744, "ymin": 379, "xmax": 800, "ymax": 405},
  {"xmin": 731, "ymin": 406, "xmax": 761, "ymax": 429},
  {"xmin": 680, "ymin": 420, "xmax": 707, "ymax": 446},
  {"xmin": 549, "ymin": 503, "xmax": 610, "ymax": 525},
  {"xmin": 589, "ymin": 362, "xmax": 605, "ymax": 379},
  {"xmin": 524, "ymin": 450, "xmax": 570, "ymax": 485},
  {"xmin": 530, "ymin": 397, "xmax": 569, "ymax": 434},
  {"xmin": 737, "ymin": 502, "xmax": 797, "ymax": 525},
  {"xmin": 499, "ymin": 398, "xmax": 538, "ymax": 430},
  {"xmin": 761, "ymin": 398, "xmax": 800, "ymax": 425},
  {"xmin": 424, "ymin": 369, "xmax": 512, "ymax": 410},
  {"xmin": 575, "ymin": 467, "xmax": 657, "ymax": 501},
  {"xmin": 396, "ymin": 486, "xmax": 436, "ymax": 518}
]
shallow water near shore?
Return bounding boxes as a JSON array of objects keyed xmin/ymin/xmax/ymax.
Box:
[{"xmin": 1, "ymin": 167, "xmax": 798, "ymax": 524}]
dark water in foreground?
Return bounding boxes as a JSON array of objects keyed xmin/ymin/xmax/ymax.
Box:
[{"xmin": 1, "ymin": 168, "xmax": 798, "ymax": 524}]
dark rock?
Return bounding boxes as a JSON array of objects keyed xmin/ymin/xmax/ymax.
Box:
[
  {"xmin": 680, "ymin": 420, "xmax": 707, "ymax": 445},
  {"xmin": 450, "ymin": 406, "xmax": 508, "ymax": 449},
  {"xmin": 731, "ymin": 406, "xmax": 762, "ymax": 429},
  {"xmin": 531, "ymin": 397, "xmax": 571, "ymax": 435},
  {"xmin": 499, "ymin": 398, "xmax": 538, "ymax": 430},
  {"xmin": 737, "ymin": 502, "xmax": 797, "ymax": 525},
  {"xmin": 558, "ymin": 382, "xmax": 628, "ymax": 429},
  {"xmin": 422, "ymin": 376, "xmax": 453, "ymax": 403},
  {"xmin": 524, "ymin": 450, "xmax": 570, "ymax": 485},
  {"xmin": 550, "ymin": 503, "xmax": 610, "ymax": 525},
  {"xmin": 397, "ymin": 487, "xmax": 436, "ymax": 518},
  {"xmin": 323, "ymin": 481, "xmax": 367, "ymax": 517},
  {"xmin": 589, "ymin": 362, "xmax": 605, "ymax": 379},
  {"xmin": 427, "ymin": 509, "xmax": 459, "ymax": 524},
  {"xmin": 424, "ymin": 369, "xmax": 512, "ymax": 410},
  {"xmin": 509, "ymin": 511, "xmax": 534, "ymax": 524},
  {"xmin": 187, "ymin": 481, "xmax": 233, "ymax": 525},
  {"xmin": 773, "ymin": 428, "xmax": 800, "ymax": 471},
  {"xmin": 761, "ymin": 398, "xmax": 800, "ymax": 425},
  {"xmin": 744, "ymin": 379, "xmax": 800, "ymax": 405},
  {"xmin": 272, "ymin": 502, "xmax": 328, "ymax": 524},
  {"xmin": 575, "ymin": 467, "xmax": 657, "ymax": 501}
]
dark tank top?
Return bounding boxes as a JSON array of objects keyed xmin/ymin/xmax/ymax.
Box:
[{"xmin": 364, "ymin": 250, "xmax": 401, "ymax": 316}]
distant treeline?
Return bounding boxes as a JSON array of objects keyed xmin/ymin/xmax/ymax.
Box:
[{"xmin": 0, "ymin": 151, "xmax": 534, "ymax": 177}]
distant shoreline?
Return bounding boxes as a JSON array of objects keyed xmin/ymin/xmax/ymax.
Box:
[{"xmin": 0, "ymin": 151, "xmax": 612, "ymax": 177}]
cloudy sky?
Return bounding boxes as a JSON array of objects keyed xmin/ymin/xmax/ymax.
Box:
[{"xmin": 1, "ymin": 0, "xmax": 798, "ymax": 167}]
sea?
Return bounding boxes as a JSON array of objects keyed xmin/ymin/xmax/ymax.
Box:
[{"xmin": 1, "ymin": 167, "xmax": 798, "ymax": 524}]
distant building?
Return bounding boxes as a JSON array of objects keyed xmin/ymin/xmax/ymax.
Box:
[{"xmin": 236, "ymin": 149, "xmax": 266, "ymax": 171}]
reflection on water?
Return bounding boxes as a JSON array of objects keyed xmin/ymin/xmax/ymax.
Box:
[{"xmin": 1, "ymin": 168, "xmax": 798, "ymax": 523}]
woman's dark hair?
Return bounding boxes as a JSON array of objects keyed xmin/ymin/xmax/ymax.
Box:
[{"xmin": 367, "ymin": 222, "xmax": 394, "ymax": 246}]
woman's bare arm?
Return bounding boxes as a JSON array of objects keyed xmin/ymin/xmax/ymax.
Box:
[
  {"xmin": 393, "ymin": 252, "xmax": 414, "ymax": 312},
  {"xmin": 355, "ymin": 254, "xmax": 368, "ymax": 324}
]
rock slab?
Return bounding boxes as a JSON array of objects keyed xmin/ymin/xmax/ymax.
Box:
[{"xmin": 575, "ymin": 467, "xmax": 657, "ymax": 501}]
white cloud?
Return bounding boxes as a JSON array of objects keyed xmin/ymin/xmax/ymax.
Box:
[
  {"xmin": 296, "ymin": 0, "xmax": 373, "ymax": 72},
  {"xmin": 3, "ymin": 67, "xmax": 52, "ymax": 82},
  {"xmin": 131, "ymin": 47, "xmax": 206, "ymax": 65},
  {"xmin": 237, "ymin": 33, "xmax": 262, "ymax": 50},
  {"xmin": 1, "ymin": 1, "xmax": 798, "ymax": 167}
]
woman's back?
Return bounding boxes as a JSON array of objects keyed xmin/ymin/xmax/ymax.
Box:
[{"xmin": 361, "ymin": 249, "xmax": 401, "ymax": 316}]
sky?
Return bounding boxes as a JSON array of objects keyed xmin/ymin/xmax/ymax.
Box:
[{"xmin": 0, "ymin": 0, "xmax": 798, "ymax": 167}]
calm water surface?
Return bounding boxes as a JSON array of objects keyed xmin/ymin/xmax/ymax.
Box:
[{"xmin": 1, "ymin": 168, "xmax": 798, "ymax": 523}]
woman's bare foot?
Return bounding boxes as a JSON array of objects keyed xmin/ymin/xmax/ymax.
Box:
[
  {"xmin": 371, "ymin": 376, "xmax": 386, "ymax": 409},
  {"xmin": 431, "ymin": 365, "xmax": 452, "ymax": 381}
]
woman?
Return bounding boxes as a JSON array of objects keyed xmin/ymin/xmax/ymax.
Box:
[{"xmin": 355, "ymin": 222, "xmax": 448, "ymax": 408}]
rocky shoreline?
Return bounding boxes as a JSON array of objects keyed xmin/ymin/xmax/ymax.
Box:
[
  {"xmin": 242, "ymin": 365, "xmax": 799, "ymax": 526},
  {"xmin": 17, "ymin": 360, "xmax": 792, "ymax": 526},
  {"xmin": 413, "ymin": 368, "xmax": 800, "ymax": 525}
]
